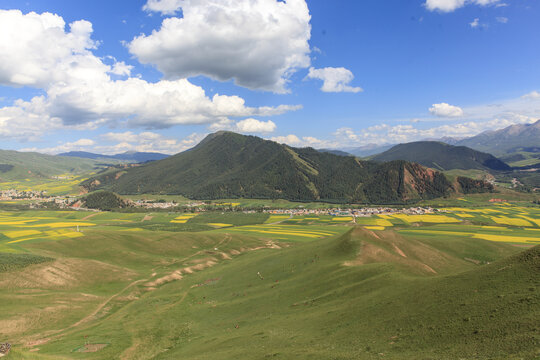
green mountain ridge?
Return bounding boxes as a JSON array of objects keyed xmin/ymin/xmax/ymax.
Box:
[
  {"xmin": 82, "ymin": 132, "xmax": 493, "ymax": 204},
  {"xmin": 371, "ymin": 141, "xmax": 511, "ymax": 172},
  {"xmin": 0, "ymin": 149, "xmax": 113, "ymax": 181}
]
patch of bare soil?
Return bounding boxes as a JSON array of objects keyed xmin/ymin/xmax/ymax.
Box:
[
  {"xmin": 142, "ymin": 214, "xmax": 153, "ymax": 222},
  {"xmin": 344, "ymin": 227, "xmax": 450, "ymax": 275},
  {"xmin": 144, "ymin": 239, "xmax": 282, "ymax": 289},
  {"xmin": 77, "ymin": 344, "xmax": 108, "ymax": 353},
  {"xmin": 81, "ymin": 212, "xmax": 101, "ymax": 221},
  {"xmin": 0, "ymin": 258, "xmax": 137, "ymax": 290}
]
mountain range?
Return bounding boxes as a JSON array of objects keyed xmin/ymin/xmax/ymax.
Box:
[
  {"xmin": 58, "ymin": 151, "xmax": 169, "ymax": 163},
  {"xmin": 371, "ymin": 141, "xmax": 512, "ymax": 172},
  {"xmin": 82, "ymin": 131, "xmax": 492, "ymax": 204},
  {"xmin": 455, "ymin": 119, "xmax": 540, "ymax": 156}
]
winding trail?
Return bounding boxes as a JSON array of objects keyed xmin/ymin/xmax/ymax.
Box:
[
  {"xmin": 81, "ymin": 212, "xmax": 102, "ymax": 221},
  {"xmin": 28, "ymin": 234, "xmax": 234, "ymax": 348}
]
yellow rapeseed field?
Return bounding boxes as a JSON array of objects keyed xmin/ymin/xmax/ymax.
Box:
[
  {"xmin": 332, "ymin": 217, "xmax": 354, "ymax": 222},
  {"xmin": 207, "ymin": 223, "xmax": 233, "ymax": 228},
  {"xmin": 171, "ymin": 213, "xmax": 199, "ymax": 224},
  {"xmin": 492, "ymin": 216, "xmax": 533, "ymax": 227},
  {"xmin": 391, "ymin": 214, "xmax": 460, "ymax": 223},
  {"xmin": 24, "ymin": 222, "xmax": 97, "ymax": 229},
  {"xmin": 472, "ymin": 234, "xmax": 540, "ymax": 243},
  {"xmin": 518, "ymin": 216, "xmax": 540, "ymax": 227},
  {"xmin": 364, "ymin": 226, "xmax": 385, "ymax": 231},
  {"xmin": 3, "ymin": 230, "xmax": 42, "ymax": 238}
]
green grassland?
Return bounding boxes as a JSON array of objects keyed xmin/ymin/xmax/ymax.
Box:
[{"xmin": 0, "ymin": 203, "xmax": 538, "ymax": 359}]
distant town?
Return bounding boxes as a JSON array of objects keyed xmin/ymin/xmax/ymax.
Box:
[{"xmin": 0, "ymin": 188, "xmax": 436, "ymax": 217}]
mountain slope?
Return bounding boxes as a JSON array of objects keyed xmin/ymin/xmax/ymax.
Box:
[
  {"xmin": 371, "ymin": 141, "xmax": 511, "ymax": 171},
  {"xmin": 457, "ymin": 119, "xmax": 540, "ymax": 156},
  {"xmin": 82, "ymin": 132, "xmax": 492, "ymax": 204},
  {"xmin": 0, "ymin": 150, "xmax": 104, "ymax": 180},
  {"xmin": 342, "ymin": 143, "xmax": 395, "ymax": 157}
]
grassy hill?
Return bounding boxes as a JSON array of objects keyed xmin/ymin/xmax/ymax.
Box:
[
  {"xmin": 1, "ymin": 215, "xmax": 537, "ymax": 359},
  {"xmin": 82, "ymin": 132, "xmax": 493, "ymax": 204},
  {"xmin": 371, "ymin": 141, "xmax": 511, "ymax": 172},
  {"xmin": 0, "ymin": 150, "xmax": 110, "ymax": 181}
]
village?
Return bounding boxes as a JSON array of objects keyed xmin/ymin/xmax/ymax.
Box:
[{"xmin": 0, "ymin": 188, "xmax": 436, "ymax": 218}]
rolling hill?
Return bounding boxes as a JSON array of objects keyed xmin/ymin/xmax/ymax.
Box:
[
  {"xmin": 371, "ymin": 141, "xmax": 511, "ymax": 172},
  {"xmin": 456, "ymin": 119, "xmax": 540, "ymax": 156},
  {"xmin": 0, "ymin": 150, "xmax": 106, "ymax": 181},
  {"xmin": 82, "ymin": 132, "xmax": 493, "ymax": 204}
]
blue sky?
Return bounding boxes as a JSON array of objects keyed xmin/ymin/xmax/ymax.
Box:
[{"xmin": 0, "ymin": 0, "xmax": 538, "ymax": 154}]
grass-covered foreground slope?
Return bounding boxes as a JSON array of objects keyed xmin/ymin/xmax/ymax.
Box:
[
  {"xmin": 82, "ymin": 132, "xmax": 493, "ymax": 204},
  {"xmin": 0, "ymin": 210, "xmax": 538, "ymax": 359}
]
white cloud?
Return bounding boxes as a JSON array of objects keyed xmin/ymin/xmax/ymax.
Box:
[
  {"xmin": 334, "ymin": 127, "xmax": 359, "ymax": 141},
  {"xmin": 130, "ymin": 0, "xmax": 312, "ymax": 93},
  {"xmin": 425, "ymin": 0, "xmax": 499, "ymax": 12},
  {"xmin": 307, "ymin": 67, "xmax": 362, "ymax": 93},
  {"xmin": 496, "ymin": 17, "xmax": 508, "ymax": 23},
  {"xmin": 208, "ymin": 118, "xmax": 277, "ymax": 134},
  {"xmin": 0, "ymin": 10, "xmax": 97, "ymax": 88},
  {"xmin": 143, "ymin": 0, "xmax": 183, "ymax": 15},
  {"xmin": 24, "ymin": 132, "xmax": 206, "ymax": 155},
  {"xmin": 470, "ymin": 18, "xmax": 480, "ymax": 28},
  {"xmin": 235, "ymin": 118, "xmax": 276, "ymax": 133},
  {"xmin": 522, "ymin": 91, "xmax": 540, "ymax": 99},
  {"xmin": 429, "ymin": 103, "xmax": 464, "ymax": 118},
  {"xmin": 271, "ymin": 134, "xmax": 302, "ymax": 146},
  {"xmin": 270, "ymin": 134, "xmax": 331, "ymax": 148},
  {"xmin": 0, "ymin": 10, "xmax": 299, "ymax": 140}
]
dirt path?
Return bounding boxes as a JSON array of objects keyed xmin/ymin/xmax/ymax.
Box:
[
  {"xmin": 142, "ymin": 214, "xmax": 153, "ymax": 222},
  {"xmin": 81, "ymin": 212, "xmax": 101, "ymax": 221},
  {"xmin": 28, "ymin": 277, "xmax": 150, "ymax": 347},
  {"xmin": 28, "ymin": 234, "xmax": 233, "ymax": 348}
]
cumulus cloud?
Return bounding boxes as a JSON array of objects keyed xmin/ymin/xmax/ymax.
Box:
[
  {"xmin": 235, "ymin": 118, "xmax": 276, "ymax": 133},
  {"xmin": 0, "ymin": 10, "xmax": 98, "ymax": 88},
  {"xmin": 143, "ymin": 0, "xmax": 183, "ymax": 15},
  {"xmin": 0, "ymin": 10, "xmax": 299, "ymax": 140},
  {"xmin": 307, "ymin": 67, "xmax": 362, "ymax": 93},
  {"xmin": 208, "ymin": 118, "xmax": 277, "ymax": 134},
  {"xmin": 496, "ymin": 17, "xmax": 508, "ymax": 23},
  {"xmin": 429, "ymin": 103, "xmax": 464, "ymax": 118},
  {"xmin": 425, "ymin": 0, "xmax": 500, "ymax": 12},
  {"xmin": 130, "ymin": 0, "xmax": 312, "ymax": 93},
  {"xmin": 270, "ymin": 134, "xmax": 332, "ymax": 148},
  {"xmin": 522, "ymin": 91, "xmax": 540, "ymax": 99},
  {"xmin": 24, "ymin": 132, "xmax": 205, "ymax": 155}
]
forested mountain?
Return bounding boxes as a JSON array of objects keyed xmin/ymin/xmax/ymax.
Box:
[
  {"xmin": 371, "ymin": 141, "xmax": 511, "ymax": 172},
  {"xmin": 82, "ymin": 132, "xmax": 492, "ymax": 204}
]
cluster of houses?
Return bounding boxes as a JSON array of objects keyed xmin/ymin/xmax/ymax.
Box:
[
  {"xmin": 264, "ymin": 206, "xmax": 434, "ymax": 217},
  {"xmin": 0, "ymin": 189, "xmax": 47, "ymax": 200}
]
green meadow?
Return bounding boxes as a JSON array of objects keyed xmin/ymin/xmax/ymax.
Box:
[{"xmin": 0, "ymin": 200, "xmax": 538, "ymax": 359}]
